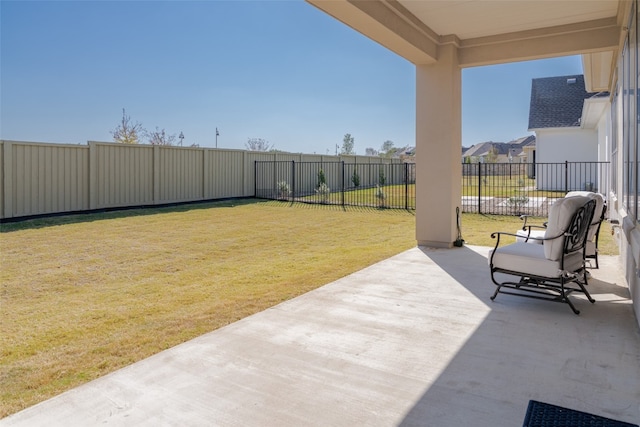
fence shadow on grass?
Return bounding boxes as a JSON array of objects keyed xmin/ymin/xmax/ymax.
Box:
[
  {"xmin": 260, "ymin": 199, "xmax": 416, "ymax": 216},
  {"xmin": 1, "ymin": 198, "xmax": 415, "ymax": 233},
  {"xmin": 0, "ymin": 198, "xmax": 265, "ymax": 233}
]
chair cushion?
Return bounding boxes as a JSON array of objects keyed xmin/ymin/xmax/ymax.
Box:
[
  {"xmin": 565, "ymin": 191, "xmax": 605, "ymax": 241},
  {"xmin": 586, "ymin": 240, "xmax": 596, "ymax": 257},
  {"xmin": 490, "ymin": 242, "xmax": 584, "ymax": 278},
  {"xmin": 544, "ymin": 196, "xmax": 591, "ymax": 261},
  {"xmin": 515, "ymin": 229, "xmax": 544, "ymax": 244}
]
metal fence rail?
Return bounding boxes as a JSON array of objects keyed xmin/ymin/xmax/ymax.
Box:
[
  {"xmin": 461, "ymin": 161, "xmax": 610, "ymax": 217},
  {"xmin": 255, "ymin": 161, "xmax": 416, "ymax": 209},
  {"xmin": 257, "ymin": 160, "xmax": 610, "ymax": 216}
]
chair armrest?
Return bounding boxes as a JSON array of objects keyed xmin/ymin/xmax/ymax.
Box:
[
  {"xmin": 519, "ymin": 215, "xmax": 533, "ymax": 230},
  {"xmin": 519, "ymin": 215, "xmax": 547, "ymax": 230},
  {"xmin": 491, "ymin": 230, "xmax": 564, "ymax": 249}
]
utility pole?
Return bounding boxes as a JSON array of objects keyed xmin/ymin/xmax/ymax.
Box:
[{"xmin": 215, "ymin": 128, "xmax": 219, "ymax": 148}]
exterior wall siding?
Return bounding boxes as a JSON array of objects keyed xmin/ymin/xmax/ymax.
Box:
[{"xmin": 535, "ymin": 128, "xmax": 599, "ymax": 164}]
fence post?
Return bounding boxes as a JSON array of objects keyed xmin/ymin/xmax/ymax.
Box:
[
  {"xmin": 404, "ymin": 163, "xmax": 409, "ymax": 210},
  {"xmin": 153, "ymin": 145, "xmax": 160, "ymax": 204},
  {"xmin": 88, "ymin": 141, "xmax": 97, "ymax": 210},
  {"xmin": 2, "ymin": 140, "xmax": 12, "ymax": 219},
  {"xmin": 254, "ymin": 160, "xmax": 257, "ymax": 198},
  {"xmin": 341, "ymin": 161, "xmax": 345, "ymax": 207},
  {"xmin": 478, "ymin": 162, "xmax": 482, "ymax": 214},
  {"xmin": 291, "ymin": 160, "xmax": 295, "ymax": 203},
  {"xmin": 565, "ymin": 160, "xmax": 568, "ymax": 193}
]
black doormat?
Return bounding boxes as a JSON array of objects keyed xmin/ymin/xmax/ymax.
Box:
[{"xmin": 523, "ymin": 400, "xmax": 638, "ymax": 427}]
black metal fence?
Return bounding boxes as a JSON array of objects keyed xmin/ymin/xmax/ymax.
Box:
[
  {"xmin": 462, "ymin": 161, "xmax": 610, "ymax": 217},
  {"xmin": 255, "ymin": 161, "xmax": 416, "ymax": 209},
  {"xmin": 255, "ymin": 160, "xmax": 609, "ymax": 217}
]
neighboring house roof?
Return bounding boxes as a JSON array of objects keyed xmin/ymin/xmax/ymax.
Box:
[
  {"xmin": 462, "ymin": 141, "xmax": 495, "ymax": 157},
  {"xmin": 528, "ymin": 74, "xmax": 594, "ymax": 129},
  {"xmin": 462, "ymin": 136, "xmax": 535, "ymax": 158},
  {"xmin": 508, "ymin": 135, "xmax": 536, "ymax": 147}
]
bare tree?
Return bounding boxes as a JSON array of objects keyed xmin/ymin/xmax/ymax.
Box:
[
  {"xmin": 365, "ymin": 147, "xmax": 379, "ymax": 156},
  {"xmin": 147, "ymin": 127, "xmax": 176, "ymax": 146},
  {"xmin": 341, "ymin": 133, "xmax": 355, "ymax": 155},
  {"xmin": 245, "ymin": 138, "xmax": 272, "ymax": 151},
  {"xmin": 111, "ymin": 108, "xmax": 144, "ymax": 144},
  {"xmin": 380, "ymin": 140, "xmax": 395, "ymax": 158}
]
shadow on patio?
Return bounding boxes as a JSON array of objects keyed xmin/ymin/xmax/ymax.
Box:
[{"xmin": 399, "ymin": 246, "xmax": 640, "ymax": 426}]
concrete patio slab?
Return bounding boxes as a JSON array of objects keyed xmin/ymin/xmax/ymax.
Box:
[{"xmin": 2, "ymin": 245, "xmax": 639, "ymax": 426}]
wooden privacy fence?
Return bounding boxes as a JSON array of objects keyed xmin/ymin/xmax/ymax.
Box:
[{"xmin": 0, "ymin": 140, "xmax": 401, "ymax": 220}]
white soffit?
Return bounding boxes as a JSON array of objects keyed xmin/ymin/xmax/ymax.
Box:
[
  {"xmin": 583, "ymin": 51, "xmax": 616, "ymax": 92},
  {"xmin": 307, "ymin": 0, "xmax": 621, "ymax": 84},
  {"xmin": 581, "ymin": 97, "xmax": 609, "ymax": 129},
  {"xmin": 398, "ymin": 0, "xmax": 619, "ymax": 40}
]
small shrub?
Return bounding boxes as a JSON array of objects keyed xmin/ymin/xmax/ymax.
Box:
[
  {"xmin": 378, "ymin": 169, "xmax": 386, "ymax": 186},
  {"xmin": 276, "ymin": 181, "xmax": 290, "ymax": 200},
  {"xmin": 351, "ymin": 169, "xmax": 360, "ymax": 188},
  {"xmin": 316, "ymin": 182, "xmax": 331, "ymax": 203},
  {"xmin": 317, "ymin": 169, "xmax": 326, "ymax": 187},
  {"xmin": 507, "ymin": 195, "xmax": 529, "ymax": 214}
]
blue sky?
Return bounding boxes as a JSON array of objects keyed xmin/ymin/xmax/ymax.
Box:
[{"xmin": 1, "ymin": 0, "xmax": 583, "ymax": 154}]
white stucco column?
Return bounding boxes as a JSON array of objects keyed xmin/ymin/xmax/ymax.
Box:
[{"xmin": 415, "ymin": 44, "xmax": 462, "ymax": 248}]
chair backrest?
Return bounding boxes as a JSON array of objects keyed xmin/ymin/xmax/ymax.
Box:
[
  {"xmin": 544, "ymin": 196, "xmax": 596, "ymax": 261},
  {"xmin": 565, "ymin": 191, "xmax": 605, "ymax": 241}
]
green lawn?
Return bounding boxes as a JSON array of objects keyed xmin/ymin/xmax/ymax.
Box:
[{"xmin": 0, "ymin": 199, "xmax": 618, "ymax": 417}]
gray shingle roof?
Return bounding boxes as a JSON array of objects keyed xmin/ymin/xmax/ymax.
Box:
[
  {"xmin": 462, "ymin": 135, "xmax": 536, "ymax": 158},
  {"xmin": 528, "ymin": 75, "xmax": 592, "ymax": 129}
]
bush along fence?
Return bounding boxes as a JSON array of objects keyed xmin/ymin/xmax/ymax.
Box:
[
  {"xmin": 462, "ymin": 161, "xmax": 610, "ymax": 217},
  {"xmin": 255, "ymin": 161, "xmax": 416, "ymax": 209}
]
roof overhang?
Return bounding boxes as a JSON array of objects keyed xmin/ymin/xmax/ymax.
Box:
[
  {"xmin": 307, "ymin": 0, "xmax": 627, "ymax": 90},
  {"xmin": 581, "ymin": 96, "xmax": 610, "ymax": 129}
]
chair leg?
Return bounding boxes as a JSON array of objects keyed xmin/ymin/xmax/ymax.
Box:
[
  {"xmin": 490, "ymin": 284, "xmax": 501, "ymax": 301},
  {"xmin": 577, "ymin": 270, "xmax": 596, "ymax": 304},
  {"xmin": 565, "ymin": 296, "xmax": 580, "ymax": 315}
]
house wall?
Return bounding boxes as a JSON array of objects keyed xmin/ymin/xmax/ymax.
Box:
[
  {"xmin": 534, "ymin": 128, "xmax": 600, "ymax": 191},
  {"xmin": 535, "ymin": 128, "xmax": 598, "ymax": 163},
  {"xmin": 602, "ymin": 0, "xmax": 640, "ymax": 329},
  {"xmin": 596, "ymin": 111, "xmax": 611, "ymax": 196}
]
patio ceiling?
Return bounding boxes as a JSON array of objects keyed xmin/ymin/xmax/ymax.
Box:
[{"xmin": 307, "ymin": 0, "xmax": 626, "ymax": 91}]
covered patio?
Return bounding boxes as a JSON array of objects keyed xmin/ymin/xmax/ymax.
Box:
[
  {"xmin": 306, "ymin": 0, "xmax": 618, "ymax": 250},
  {"xmin": 2, "ymin": 246, "xmax": 638, "ymax": 426}
]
